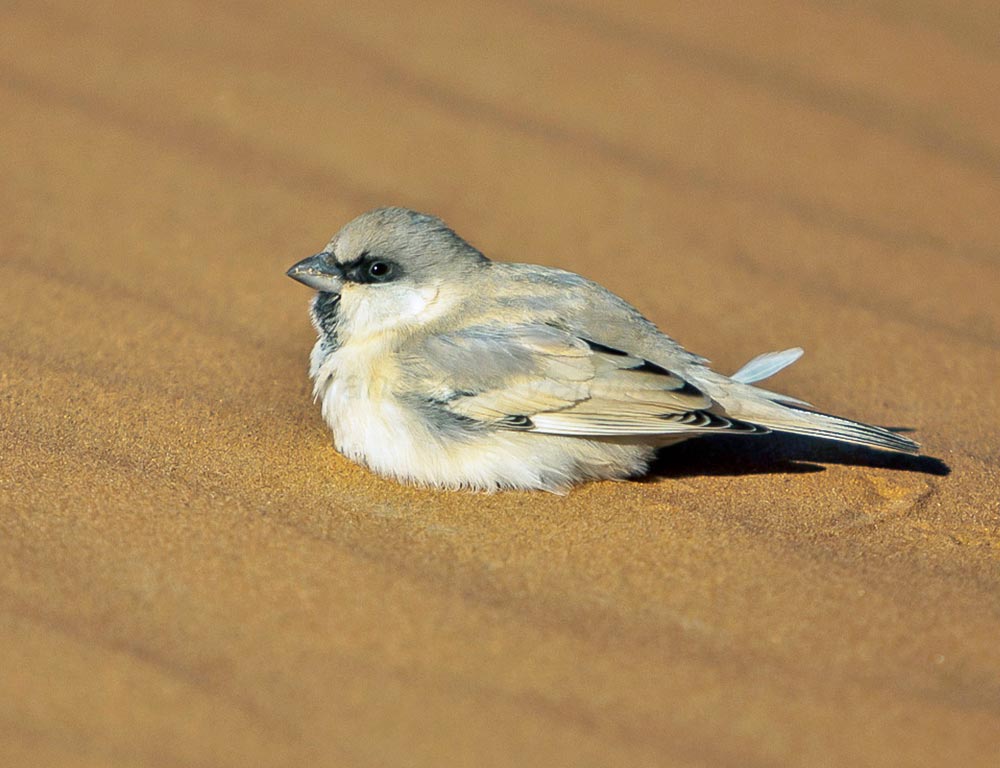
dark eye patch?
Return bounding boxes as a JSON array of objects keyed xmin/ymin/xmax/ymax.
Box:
[{"xmin": 342, "ymin": 251, "xmax": 402, "ymax": 284}]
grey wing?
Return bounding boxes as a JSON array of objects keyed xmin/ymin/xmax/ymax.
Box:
[
  {"xmin": 401, "ymin": 324, "xmax": 767, "ymax": 438},
  {"xmin": 487, "ymin": 263, "xmax": 710, "ymax": 369}
]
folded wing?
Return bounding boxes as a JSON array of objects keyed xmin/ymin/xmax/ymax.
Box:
[{"xmin": 406, "ymin": 324, "xmax": 767, "ymax": 438}]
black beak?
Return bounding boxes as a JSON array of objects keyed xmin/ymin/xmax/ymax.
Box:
[{"xmin": 286, "ymin": 253, "xmax": 345, "ymax": 293}]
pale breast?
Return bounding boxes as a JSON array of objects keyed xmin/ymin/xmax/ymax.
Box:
[{"xmin": 312, "ymin": 338, "xmax": 431, "ymax": 470}]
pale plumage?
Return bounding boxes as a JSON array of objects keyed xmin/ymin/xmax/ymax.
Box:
[{"xmin": 287, "ymin": 207, "xmax": 919, "ymax": 492}]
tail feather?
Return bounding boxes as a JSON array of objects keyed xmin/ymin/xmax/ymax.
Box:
[
  {"xmin": 732, "ymin": 347, "xmax": 803, "ymax": 384},
  {"xmin": 753, "ymin": 404, "xmax": 920, "ymax": 455},
  {"xmin": 731, "ymin": 347, "xmax": 811, "ymax": 406},
  {"xmin": 702, "ymin": 347, "xmax": 920, "ymax": 455}
]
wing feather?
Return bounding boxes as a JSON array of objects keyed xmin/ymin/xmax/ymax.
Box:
[{"xmin": 407, "ymin": 325, "xmax": 762, "ymax": 438}]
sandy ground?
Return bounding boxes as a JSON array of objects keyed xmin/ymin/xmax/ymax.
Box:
[{"xmin": 2, "ymin": 1, "xmax": 999, "ymax": 766}]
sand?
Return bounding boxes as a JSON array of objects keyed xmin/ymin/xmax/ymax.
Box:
[{"xmin": 2, "ymin": 1, "xmax": 999, "ymax": 765}]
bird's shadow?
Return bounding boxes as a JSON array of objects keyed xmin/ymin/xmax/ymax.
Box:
[{"xmin": 646, "ymin": 432, "xmax": 950, "ymax": 480}]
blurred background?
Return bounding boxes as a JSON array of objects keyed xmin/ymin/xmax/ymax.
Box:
[{"xmin": 2, "ymin": 2, "xmax": 999, "ymax": 767}]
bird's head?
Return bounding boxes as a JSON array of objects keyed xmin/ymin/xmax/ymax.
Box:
[{"xmin": 287, "ymin": 207, "xmax": 489, "ymax": 343}]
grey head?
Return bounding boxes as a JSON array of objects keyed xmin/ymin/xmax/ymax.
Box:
[
  {"xmin": 287, "ymin": 208, "xmax": 492, "ymax": 352},
  {"xmin": 286, "ymin": 207, "xmax": 489, "ymax": 296}
]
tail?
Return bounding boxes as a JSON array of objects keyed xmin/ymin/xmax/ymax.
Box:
[
  {"xmin": 751, "ymin": 404, "xmax": 920, "ymax": 455},
  {"xmin": 726, "ymin": 347, "xmax": 920, "ymax": 455}
]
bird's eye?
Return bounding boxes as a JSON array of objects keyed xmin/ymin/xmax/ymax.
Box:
[{"xmin": 366, "ymin": 261, "xmax": 392, "ymax": 280}]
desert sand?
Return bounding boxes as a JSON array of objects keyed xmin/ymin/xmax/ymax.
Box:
[{"xmin": 2, "ymin": 1, "xmax": 999, "ymax": 766}]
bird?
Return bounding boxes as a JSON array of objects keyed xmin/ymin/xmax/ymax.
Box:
[{"xmin": 286, "ymin": 207, "xmax": 919, "ymax": 492}]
